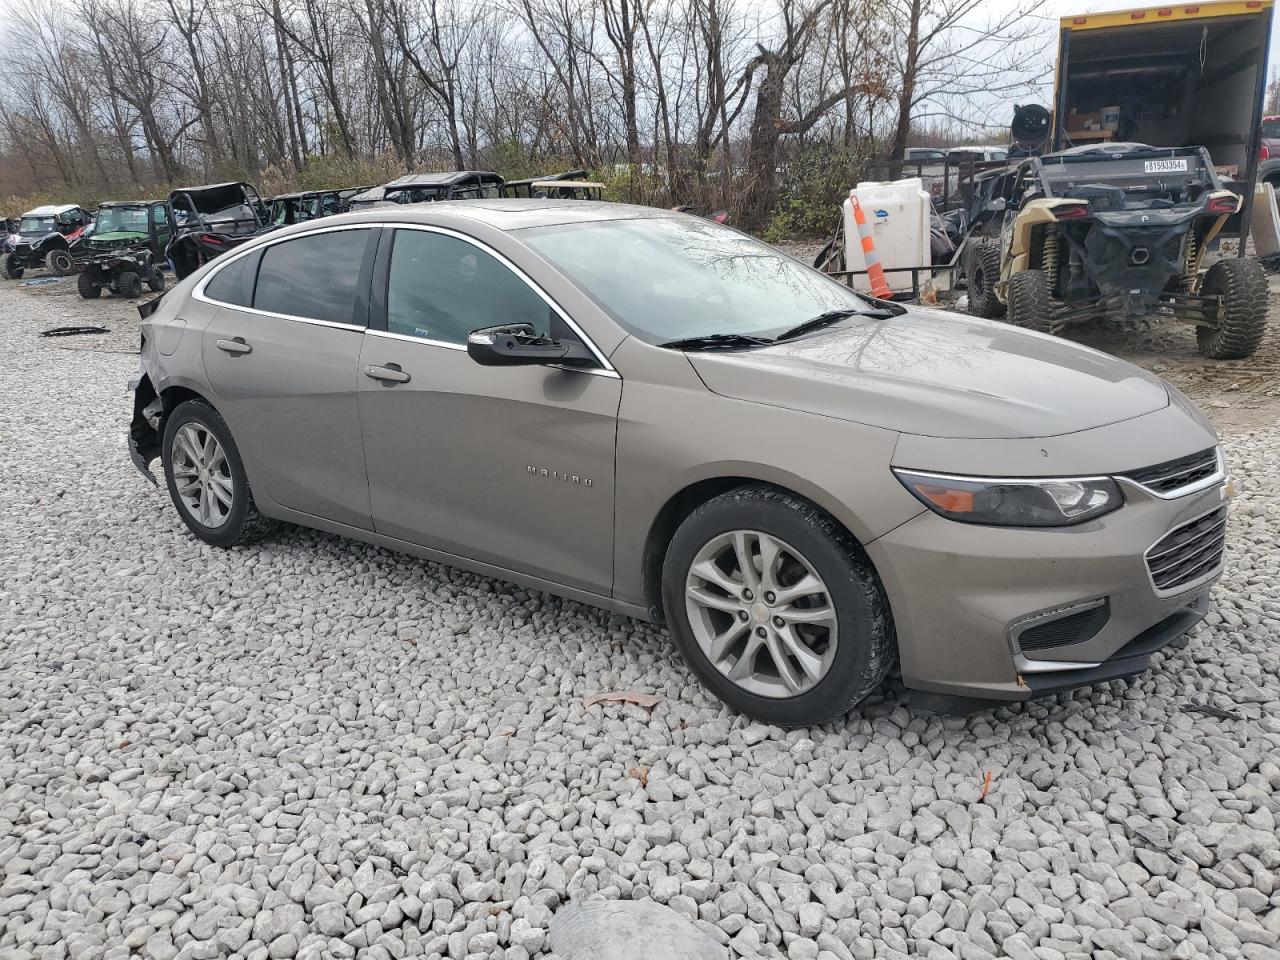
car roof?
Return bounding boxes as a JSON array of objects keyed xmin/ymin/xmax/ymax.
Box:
[
  {"xmin": 24, "ymin": 204, "xmax": 80, "ymax": 216},
  {"xmin": 270, "ymin": 199, "xmax": 676, "ymax": 233},
  {"xmin": 384, "ymin": 171, "xmax": 503, "ymax": 188}
]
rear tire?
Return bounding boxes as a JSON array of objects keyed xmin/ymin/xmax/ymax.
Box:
[
  {"xmin": 147, "ymin": 265, "xmax": 166, "ymax": 292},
  {"xmin": 77, "ymin": 272, "xmax": 101, "ymax": 299},
  {"xmin": 966, "ymin": 239, "xmax": 1006, "ymax": 318},
  {"xmin": 1006, "ymin": 269, "xmax": 1053, "ymax": 333},
  {"xmin": 1198, "ymin": 258, "xmax": 1268, "ymax": 360},
  {"xmin": 5, "ymin": 253, "xmax": 24, "ymax": 279},
  {"xmin": 161, "ymin": 400, "xmax": 277, "ymax": 548},
  {"xmin": 116, "ymin": 270, "xmax": 142, "ymax": 298},
  {"xmin": 661, "ymin": 485, "xmax": 895, "ymax": 727},
  {"xmin": 46, "ymin": 249, "xmax": 74, "ymax": 276}
]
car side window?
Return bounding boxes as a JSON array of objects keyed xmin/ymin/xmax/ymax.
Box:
[
  {"xmin": 203, "ymin": 252, "xmax": 258, "ymax": 308},
  {"xmin": 254, "ymin": 229, "xmax": 371, "ymax": 325},
  {"xmin": 386, "ymin": 230, "xmax": 551, "ymax": 345}
]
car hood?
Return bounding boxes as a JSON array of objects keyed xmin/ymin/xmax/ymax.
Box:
[
  {"xmin": 90, "ymin": 230, "xmax": 147, "ymax": 243},
  {"xmin": 686, "ymin": 308, "xmax": 1170, "ymax": 440}
]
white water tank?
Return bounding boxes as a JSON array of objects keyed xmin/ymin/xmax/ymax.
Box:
[{"xmin": 842, "ymin": 178, "xmax": 931, "ymax": 295}]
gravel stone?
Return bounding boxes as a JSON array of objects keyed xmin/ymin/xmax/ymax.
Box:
[{"xmin": 0, "ymin": 279, "xmax": 1279, "ymax": 960}]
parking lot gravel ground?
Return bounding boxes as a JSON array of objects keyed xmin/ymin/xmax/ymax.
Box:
[{"xmin": 2, "ymin": 273, "xmax": 1279, "ymax": 960}]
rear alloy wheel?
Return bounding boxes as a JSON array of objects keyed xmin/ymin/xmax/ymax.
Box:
[
  {"xmin": 147, "ymin": 265, "xmax": 166, "ymax": 292},
  {"xmin": 77, "ymin": 272, "xmax": 101, "ymax": 299},
  {"xmin": 1198, "ymin": 257, "xmax": 1268, "ymax": 360},
  {"xmin": 5, "ymin": 253, "xmax": 24, "ymax": 279},
  {"xmin": 162, "ymin": 400, "xmax": 276, "ymax": 547},
  {"xmin": 116, "ymin": 270, "xmax": 142, "ymax": 298},
  {"xmin": 1006, "ymin": 269, "xmax": 1053, "ymax": 333},
  {"xmin": 662, "ymin": 485, "xmax": 895, "ymax": 726},
  {"xmin": 966, "ymin": 239, "xmax": 1006, "ymax": 319},
  {"xmin": 46, "ymin": 249, "xmax": 74, "ymax": 276}
]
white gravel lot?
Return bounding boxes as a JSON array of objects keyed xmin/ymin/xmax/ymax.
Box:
[{"xmin": 1, "ymin": 276, "xmax": 1279, "ymax": 960}]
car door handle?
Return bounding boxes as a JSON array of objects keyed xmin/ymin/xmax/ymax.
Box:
[
  {"xmin": 216, "ymin": 337, "xmax": 252, "ymax": 355},
  {"xmin": 364, "ymin": 364, "xmax": 411, "ymax": 384}
]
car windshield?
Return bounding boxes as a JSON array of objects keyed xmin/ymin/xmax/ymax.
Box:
[
  {"xmin": 96, "ymin": 207, "xmax": 149, "ymax": 232},
  {"xmin": 522, "ymin": 215, "xmax": 871, "ymax": 343},
  {"xmin": 19, "ymin": 216, "xmax": 55, "ymax": 232}
]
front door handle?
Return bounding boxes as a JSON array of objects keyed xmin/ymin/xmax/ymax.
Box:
[
  {"xmin": 216, "ymin": 337, "xmax": 252, "ymax": 355},
  {"xmin": 364, "ymin": 363, "xmax": 411, "ymax": 384}
]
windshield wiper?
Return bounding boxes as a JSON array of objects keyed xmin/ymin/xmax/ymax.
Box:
[
  {"xmin": 659, "ymin": 333, "xmax": 775, "ymax": 351},
  {"xmin": 774, "ymin": 307, "xmax": 893, "ymax": 342}
]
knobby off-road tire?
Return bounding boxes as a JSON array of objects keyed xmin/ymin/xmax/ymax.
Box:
[
  {"xmin": 161, "ymin": 400, "xmax": 278, "ymax": 548},
  {"xmin": 966, "ymin": 239, "xmax": 1006, "ymax": 319},
  {"xmin": 662, "ymin": 484, "xmax": 896, "ymax": 727},
  {"xmin": 116, "ymin": 270, "xmax": 142, "ymax": 298},
  {"xmin": 77, "ymin": 272, "xmax": 101, "ymax": 299},
  {"xmin": 5, "ymin": 253, "xmax": 24, "ymax": 279},
  {"xmin": 147, "ymin": 265, "xmax": 166, "ymax": 292},
  {"xmin": 46, "ymin": 249, "xmax": 74, "ymax": 276},
  {"xmin": 1198, "ymin": 258, "xmax": 1268, "ymax": 360},
  {"xmin": 1006, "ymin": 269, "xmax": 1053, "ymax": 333}
]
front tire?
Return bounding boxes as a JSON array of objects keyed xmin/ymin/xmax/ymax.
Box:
[
  {"xmin": 1007, "ymin": 269, "xmax": 1052, "ymax": 333},
  {"xmin": 161, "ymin": 400, "xmax": 276, "ymax": 547},
  {"xmin": 966, "ymin": 239, "xmax": 1006, "ymax": 319},
  {"xmin": 5, "ymin": 253, "xmax": 24, "ymax": 279},
  {"xmin": 46, "ymin": 249, "xmax": 74, "ymax": 276},
  {"xmin": 662, "ymin": 485, "xmax": 895, "ymax": 726},
  {"xmin": 1198, "ymin": 258, "xmax": 1268, "ymax": 359},
  {"xmin": 77, "ymin": 272, "xmax": 101, "ymax": 299}
]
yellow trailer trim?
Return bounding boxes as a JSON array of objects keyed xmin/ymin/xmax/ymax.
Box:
[{"xmin": 1060, "ymin": 0, "xmax": 1272, "ymax": 31}]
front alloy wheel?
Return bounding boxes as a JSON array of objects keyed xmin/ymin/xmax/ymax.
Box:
[{"xmin": 685, "ymin": 531, "xmax": 837, "ymax": 698}]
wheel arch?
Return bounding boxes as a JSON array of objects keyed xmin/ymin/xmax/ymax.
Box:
[{"xmin": 640, "ymin": 472, "xmax": 882, "ymax": 620}]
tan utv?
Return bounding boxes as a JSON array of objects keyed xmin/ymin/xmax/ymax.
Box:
[{"xmin": 964, "ymin": 143, "xmax": 1268, "ymax": 359}]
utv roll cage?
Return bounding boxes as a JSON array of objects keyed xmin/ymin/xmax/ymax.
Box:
[
  {"xmin": 267, "ymin": 186, "xmax": 372, "ymax": 225},
  {"xmin": 166, "ymin": 181, "xmax": 273, "ymax": 280},
  {"xmin": 379, "ymin": 171, "xmax": 505, "ymax": 205},
  {"xmin": 501, "ymin": 169, "xmax": 602, "ymax": 199}
]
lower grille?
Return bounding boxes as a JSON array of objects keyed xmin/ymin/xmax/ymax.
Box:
[
  {"xmin": 1145, "ymin": 507, "xmax": 1228, "ymax": 593},
  {"xmin": 1122, "ymin": 448, "xmax": 1219, "ymax": 495},
  {"xmin": 1018, "ymin": 600, "xmax": 1110, "ymax": 651}
]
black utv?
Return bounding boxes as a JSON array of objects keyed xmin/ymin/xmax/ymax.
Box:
[
  {"xmin": 167, "ymin": 182, "xmax": 274, "ymax": 280},
  {"xmin": 4, "ymin": 204, "xmax": 93, "ymax": 278},
  {"xmin": 267, "ymin": 187, "xmax": 367, "ymax": 225},
  {"xmin": 964, "ymin": 144, "xmax": 1267, "ymax": 359},
  {"xmin": 76, "ymin": 200, "xmax": 171, "ymax": 299}
]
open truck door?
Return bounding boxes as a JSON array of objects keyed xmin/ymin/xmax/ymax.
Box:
[{"xmin": 1053, "ymin": 0, "xmax": 1274, "ymax": 252}]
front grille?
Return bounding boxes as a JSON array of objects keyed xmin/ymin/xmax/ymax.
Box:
[
  {"xmin": 1122, "ymin": 448, "xmax": 1219, "ymax": 495},
  {"xmin": 1018, "ymin": 600, "xmax": 1110, "ymax": 651},
  {"xmin": 1145, "ymin": 507, "xmax": 1228, "ymax": 593}
]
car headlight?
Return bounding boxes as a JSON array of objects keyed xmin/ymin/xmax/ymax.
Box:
[{"xmin": 893, "ymin": 469, "xmax": 1123, "ymax": 527}]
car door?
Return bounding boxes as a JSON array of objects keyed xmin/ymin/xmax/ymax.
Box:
[
  {"xmin": 357, "ymin": 225, "xmax": 621, "ymax": 595},
  {"xmin": 199, "ymin": 225, "xmax": 377, "ymax": 530}
]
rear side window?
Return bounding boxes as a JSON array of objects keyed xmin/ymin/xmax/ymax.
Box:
[
  {"xmin": 203, "ymin": 252, "xmax": 257, "ymax": 308},
  {"xmin": 253, "ymin": 229, "xmax": 371, "ymax": 324},
  {"xmin": 386, "ymin": 230, "xmax": 551, "ymax": 345}
]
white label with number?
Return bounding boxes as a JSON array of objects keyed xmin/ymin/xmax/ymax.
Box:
[{"xmin": 1144, "ymin": 158, "xmax": 1188, "ymax": 173}]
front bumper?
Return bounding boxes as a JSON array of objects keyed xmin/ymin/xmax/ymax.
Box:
[{"xmin": 867, "ymin": 465, "xmax": 1228, "ymax": 703}]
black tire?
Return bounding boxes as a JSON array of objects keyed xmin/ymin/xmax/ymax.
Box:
[
  {"xmin": 1006, "ymin": 269, "xmax": 1053, "ymax": 333},
  {"xmin": 147, "ymin": 265, "xmax": 166, "ymax": 292},
  {"xmin": 161, "ymin": 400, "xmax": 277, "ymax": 548},
  {"xmin": 5, "ymin": 253, "xmax": 24, "ymax": 279},
  {"xmin": 661, "ymin": 485, "xmax": 895, "ymax": 727},
  {"xmin": 46, "ymin": 249, "xmax": 74, "ymax": 276},
  {"xmin": 77, "ymin": 272, "xmax": 101, "ymax": 299},
  {"xmin": 116, "ymin": 270, "xmax": 142, "ymax": 298},
  {"xmin": 1198, "ymin": 258, "xmax": 1268, "ymax": 360},
  {"xmin": 966, "ymin": 239, "xmax": 1006, "ymax": 318}
]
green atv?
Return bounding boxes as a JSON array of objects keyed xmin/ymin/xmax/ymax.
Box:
[{"xmin": 76, "ymin": 200, "xmax": 170, "ymax": 299}]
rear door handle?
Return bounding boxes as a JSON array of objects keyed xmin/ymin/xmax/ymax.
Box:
[
  {"xmin": 364, "ymin": 363, "xmax": 411, "ymax": 384},
  {"xmin": 216, "ymin": 337, "xmax": 252, "ymax": 355}
]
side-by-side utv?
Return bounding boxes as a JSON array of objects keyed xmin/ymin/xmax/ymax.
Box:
[
  {"xmin": 965, "ymin": 143, "xmax": 1267, "ymax": 360},
  {"xmin": 76, "ymin": 200, "xmax": 170, "ymax": 299},
  {"xmin": 4, "ymin": 204, "xmax": 93, "ymax": 278},
  {"xmin": 166, "ymin": 182, "xmax": 275, "ymax": 280}
]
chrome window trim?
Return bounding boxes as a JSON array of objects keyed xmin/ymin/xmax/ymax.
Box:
[
  {"xmin": 384, "ymin": 223, "xmax": 617, "ymax": 376},
  {"xmin": 192, "ymin": 222, "xmax": 373, "ymax": 330},
  {"xmin": 1115, "ymin": 447, "xmax": 1225, "ymax": 501},
  {"xmin": 1142, "ymin": 503, "xmax": 1229, "ymax": 598}
]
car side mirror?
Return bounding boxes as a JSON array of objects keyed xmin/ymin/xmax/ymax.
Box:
[{"xmin": 467, "ymin": 324, "xmax": 595, "ymax": 368}]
